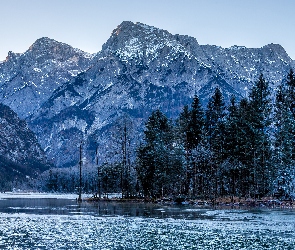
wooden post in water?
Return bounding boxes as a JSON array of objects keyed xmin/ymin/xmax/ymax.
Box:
[
  {"xmin": 78, "ymin": 142, "xmax": 83, "ymax": 202},
  {"xmin": 96, "ymin": 143, "xmax": 101, "ymax": 199}
]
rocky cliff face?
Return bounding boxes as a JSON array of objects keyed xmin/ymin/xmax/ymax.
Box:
[
  {"xmin": 0, "ymin": 21, "xmax": 294, "ymax": 168},
  {"xmin": 0, "ymin": 103, "xmax": 50, "ymax": 188},
  {"xmin": 102, "ymin": 22, "xmax": 292, "ymax": 95},
  {"xmin": 0, "ymin": 37, "xmax": 95, "ymax": 119}
]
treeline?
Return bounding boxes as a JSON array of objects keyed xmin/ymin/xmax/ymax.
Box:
[
  {"xmin": 137, "ymin": 71, "xmax": 295, "ymax": 200},
  {"xmin": 37, "ymin": 71, "xmax": 295, "ymax": 200}
]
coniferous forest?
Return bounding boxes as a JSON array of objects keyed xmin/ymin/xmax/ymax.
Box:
[{"xmin": 35, "ymin": 70, "xmax": 295, "ymax": 201}]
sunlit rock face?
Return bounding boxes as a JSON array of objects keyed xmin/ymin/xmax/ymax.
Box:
[
  {"xmin": 0, "ymin": 103, "xmax": 50, "ymax": 187},
  {"xmin": 0, "ymin": 21, "xmax": 293, "ymax": 167}
]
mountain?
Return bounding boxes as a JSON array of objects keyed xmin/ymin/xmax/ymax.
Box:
[
  {"xmin": 0, "ymin": 21, "xmax": 294, "ymax": 168},
  {"xmin": 0, "ymin": 37, "xmax": 95, "ymax": 119},
  {"xmin": 0, "ymin": 103, "xmax": 51, "ymax": 189}
]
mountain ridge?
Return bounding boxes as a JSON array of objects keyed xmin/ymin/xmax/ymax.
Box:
[
  {"xmin": 0, "ymin": 21, "xmax": 294, "ymax": 168},
  {"xmin": 0, "ymin": 37, "xmax": 95, "ymax": 119}
]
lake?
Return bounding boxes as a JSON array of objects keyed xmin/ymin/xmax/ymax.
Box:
[{"xmin": 0, "ymin": 193, "xmax": 294, "ymax": 249}]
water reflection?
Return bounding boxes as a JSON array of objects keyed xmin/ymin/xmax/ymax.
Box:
[
  {"xmin": 0, "ymin": 198, "xmax": 294, "ymax": 221},
  {"xmin": 0, "ymin": 198, "xmax": 208, "ymax": 219}
]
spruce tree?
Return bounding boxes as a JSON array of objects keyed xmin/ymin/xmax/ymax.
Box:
[
  {"xmin": 176, "ymin": 95, "xmax": 205, "ymax": 196},
  {"xmin": 176, "ymin": 105, "xmax": 191, "ymax": 194},
  {"xmin": 248, "ymin": 74, "xmax": 272, "ymax": 197},
  {"xmin": 188, "ymin": 95, "xmax": 205, "ymax": 149},
  {"xmin": 205, "ymin": 87, "xmax": 226, "ymax": 198},
  {"xmin": 285, "ymin": 69, "xmax": 295, "ymax": 160},
  {"xmin": 236, "ymin": 98, "xmax": 255, "ymax": 196},
  {"xmin": 286, "ymin": 69, "xmax": 295, "ymax": 118},
  {"xmin": 177, "ymin": 105, "xmax": 191, "ymax": 153},
  {"xmin": 224, "ymin": 96, "xmax": 239, "ymax": 161},
  {"xmin": 224, "ymin": 96, "xmax": 240, "ymax": 197},
  {"xmin": 224, "ymin": 96, "xmax": 257, "ymax": 197},
  {"xmin": 205, "ymin": 88, "xmax": 226, "ymax": 161},
  {"xmin": 273, "ymin": 73, "xmax": 295, "ymax": 198},
  {"xmin": 188, "ymin": 95, "xmax": 205, "ymax": 196},
  {"xmin": 136, "ymin": 110, "xmax": 183, "ymax": 198}
]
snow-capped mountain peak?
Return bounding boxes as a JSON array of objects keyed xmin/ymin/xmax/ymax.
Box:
[
  {"xmin": 1, "ymin": 21, "xmax": 294, "ymax": 168},
  {"xmin": 103, "ymin": 21, "xmax": 193, "ymax": 62}
]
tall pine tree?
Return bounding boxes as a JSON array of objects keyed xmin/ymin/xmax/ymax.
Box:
[
  {"xmin": 248, "ymin": 74, "xmax": 272, "ymax": 197},
  {"xmin": 205, "ymin": 87, "xmax": 226, "ymax": 198},
  {"xmin": 176, "ymin": 95, "xmax": 205, "ymax": 195},
  {"xmin": 136, "ymin": 110, "xmax": 183, "ymax": 198},
  {"xmin": 273, "ymin": 71, "xmax": 295, "ymax": 198}
]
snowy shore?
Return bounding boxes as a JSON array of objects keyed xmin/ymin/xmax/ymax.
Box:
[{"xmin": 0, "ymin": 192, "xmax": 80, "ymax": 200}]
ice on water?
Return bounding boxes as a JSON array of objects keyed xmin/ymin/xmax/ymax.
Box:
[{"xmin": 0, "ymin": 194, "xmax": 294, "ymax": 249}]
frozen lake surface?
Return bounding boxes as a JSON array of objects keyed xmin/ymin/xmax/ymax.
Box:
[{"xmin": 0, "ymin": 193, "xmax": 294, "ymax": 249}]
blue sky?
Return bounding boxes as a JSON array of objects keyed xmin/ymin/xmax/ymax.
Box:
[{"xmin": 1, "ymin": 0, "xmax": 294, "ymax": 60}]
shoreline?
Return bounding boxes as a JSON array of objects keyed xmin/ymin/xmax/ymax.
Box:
[
  {"xmin": 1, "ymin": 192, "xmax": 294, "ymax": 209},
  {"xmin": 86, "ymin": 196, "xmax": 295, "ymax": 209}
]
